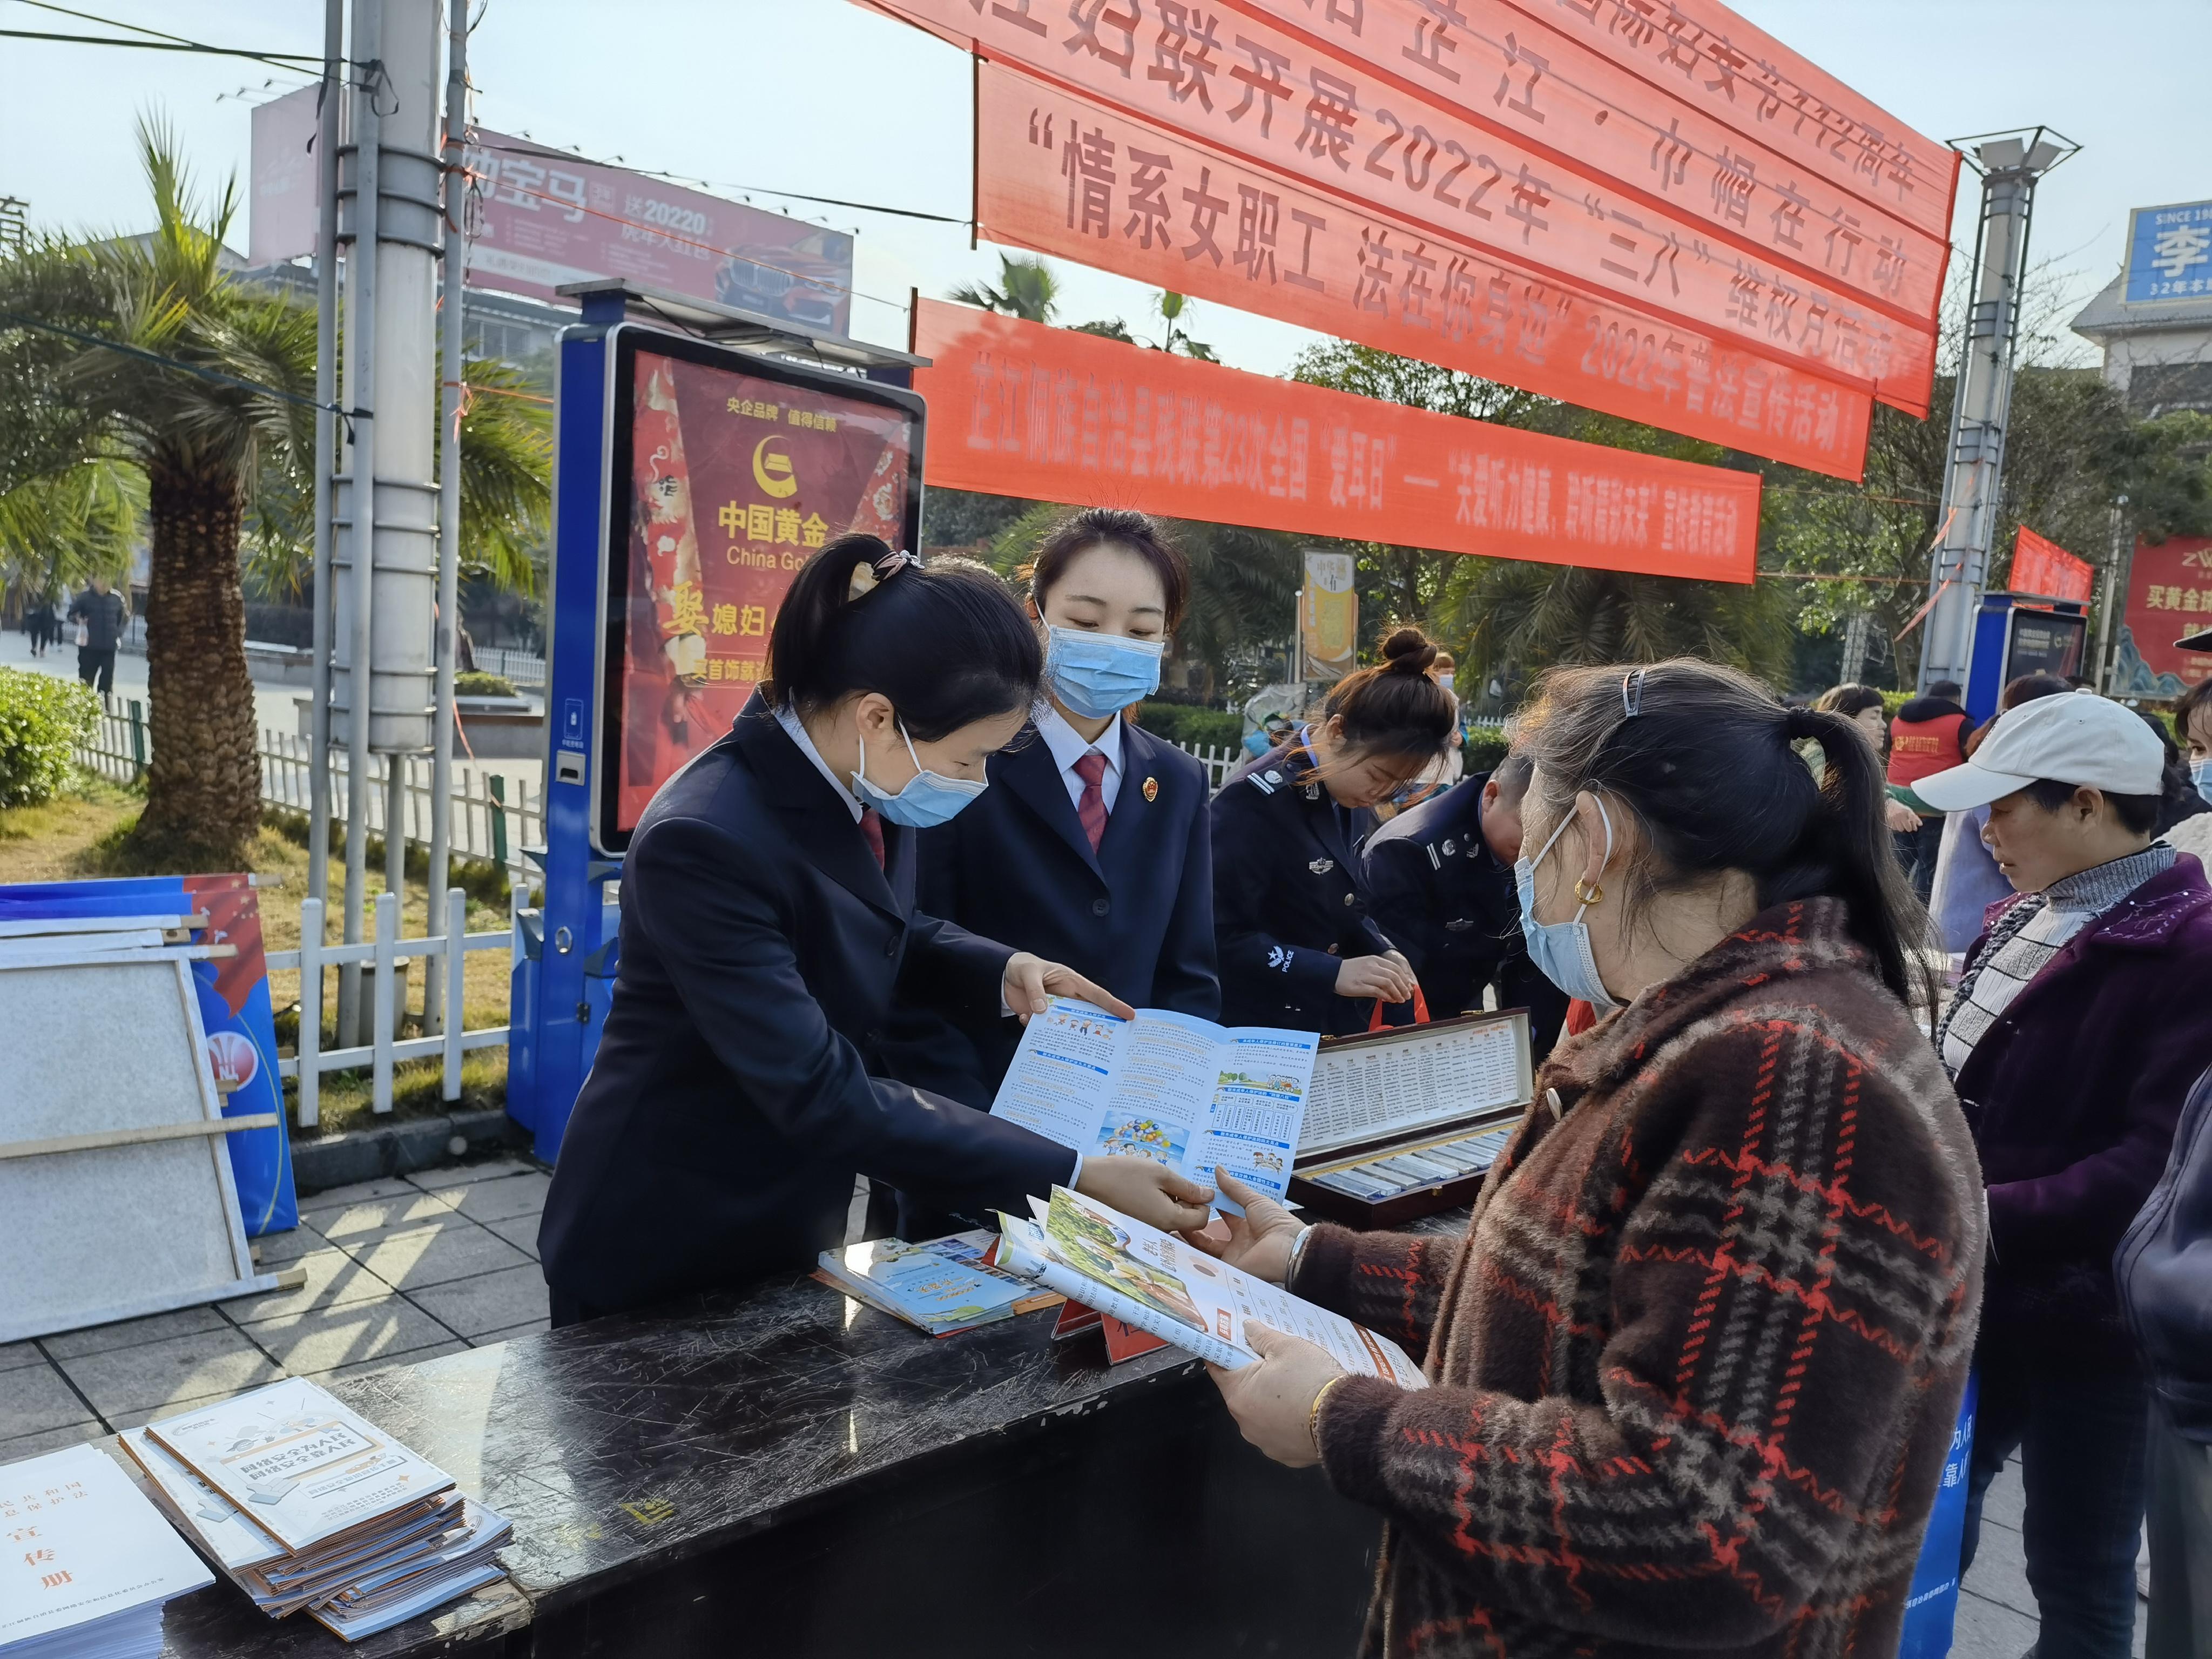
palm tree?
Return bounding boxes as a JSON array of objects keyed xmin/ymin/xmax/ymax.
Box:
[
  {"xmin": 0, "ymin": 458, "xmax": 141, "ymax": 602},
  {"xmin": 950, "ymin": 253, "xmax": 1061, "ymax": 324},
  {"xmin": 0, "ymin": 122, "xmax": 549, "ymax": 867}
]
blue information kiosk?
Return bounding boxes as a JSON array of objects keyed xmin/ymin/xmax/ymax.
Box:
[
  {"xmin": 504, "ymin": 279, "xmax": 925, "ymax": 1162},
  {"xmin": 1963, "ymin": 589, "xmax": 2091, "ymax": 725}
]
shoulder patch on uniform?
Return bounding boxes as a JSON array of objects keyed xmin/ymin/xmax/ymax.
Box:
[
  {"xmin": 1441, "ymin": 838, "xmax": 1456, "ymax": 857},
  {"xmin": 1250, "ymin": 770, "xmax": 1279, "ymax": 795}
]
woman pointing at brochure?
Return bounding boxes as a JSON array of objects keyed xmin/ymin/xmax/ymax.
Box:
[{"xmin": 539, "ymin": 536, "xmax": 1212, "ymax": 1326}]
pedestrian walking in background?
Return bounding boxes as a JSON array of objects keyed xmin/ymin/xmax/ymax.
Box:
[
  {"xmin": 2115, "ymin": 1061, "xmax": 2212, "ymax": 1659},
  {"xmin": 1890, "ymin": 677, "xmax": 1974, "ymax": 898},
  {"xmin": 1917, "ymin": 691, "xmax": 2212, "ymax": 1659},
  {"xmin": 66, "ymin": 574, "xmax": 126, "ymax": 696},
  {"xmin": 1928, "ymin": 673, "xmax": 2075, "ymax": 954},
  {"xmin": 2167, "ymin": 676, "xmax": 2212, "ymax": 869},
  {"xmin": 1811, "ymin": 682, "xmax": 1924, "ymax": 836}
]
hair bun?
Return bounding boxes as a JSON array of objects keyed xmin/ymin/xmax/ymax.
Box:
[
  {"xmin": 1783, "ymin": 706, "xmax": 1825, "ymax": 741},
  {"xmin": 1379, "ymin": 626, "xmax": 1439, "ymax": 676}
]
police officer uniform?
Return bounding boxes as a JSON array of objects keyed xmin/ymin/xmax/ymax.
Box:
[
  {"xmin": 1362, "ymin": 772, "xmax": 1569, "ymax": 1056},
  {"xmin": 1210, "ymin": 736, "xmax": 1403, "ymax": 1037}
]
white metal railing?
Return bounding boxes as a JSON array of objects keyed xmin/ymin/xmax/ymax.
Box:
[
  {"xmin": 75, "ymin": 700, "xmax": 544, "ymax": 877},
  {"xmin": 1173, "ymin": 741, "xmax": 1242, "ymax": 791},
  {"xmin": 268, "ymin": 890, "xmax": 513, "ymax": 1127},
  {"xmin": 470, "ymin": 647, "xmax": 544, "ymax": 687}
]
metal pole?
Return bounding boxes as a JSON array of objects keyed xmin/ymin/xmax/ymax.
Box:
[
  {"xmin": 337, "ymin": 0, "xmax": 382, "ymax": 1047},
  {"xmin": 1917, "ymin": 128, "xmax": 2077, "ymax": 697},
  {"xmin": 2094, "ymin": 498, "xmax": 2130, "ymax": 691},
  {"xmin": 307, "ymin": 0, "xmax": 342, "ymax": 909},
  {"xmin": 424, "ymin": 0, "xmax": 467, "ymax": 1035}
]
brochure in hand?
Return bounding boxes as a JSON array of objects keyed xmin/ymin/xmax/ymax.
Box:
[
  {"xmin": 813, "ymin": 1229, "xmax": 1062, "ymax": 1336},
  {"xmin": 995, "ymin": 1188, "xmax": 1428, "ymax": 1387},
  {"xmin": 991, "ymin": 1000, "xmax": 1320, "ymax": 1208}
]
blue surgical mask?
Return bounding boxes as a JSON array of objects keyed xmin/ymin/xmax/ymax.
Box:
[
  {"xmin": 851, "ymin": 721, "xmax": 987, "ymax": 828},
  {"xmin": 1045, "ymin": 625, "xmax": 1164, "ymax": 719},
  {"xmin": 2194, "ymin": 758, "xmax": 2212, "ymax": 806},
  {"xmin": 1513, "ymin": 798, "xmax": 1621, "ymax": 1013}
]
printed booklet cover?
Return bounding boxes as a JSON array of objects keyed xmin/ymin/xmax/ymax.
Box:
[
  {"xmin": 814, "ymin": 1229, "xmax": 1061, "ymax": 1336},
  {"xmin": 996, "ymin": 1188, "xmax": 1427, "ymax": 1387},
  {"xmin": 991, "ymin": 1000, "xmax": 1320, "ymax": 1207},
  {"xmin": 0, "ymin": 1442, "xmax": 213, "ymax": 1650}
]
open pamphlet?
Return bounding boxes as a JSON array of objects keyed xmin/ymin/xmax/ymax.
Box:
[
  {"xmin": 991, "ymin": 1000, "xmax": 1320, "ymax": 1206},
  {"xmin": 995, "ymin": 1188, "xmax": 1428, "ymax": 1387},
  {"xmin": 813, "ymin": 1229, "xmax": 1062, "ymax": 1337}
]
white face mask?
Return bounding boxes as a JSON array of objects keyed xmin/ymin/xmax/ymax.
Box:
[{"xmin": 849, "ymin": 721, "xmax": 987, "ymax": 828}]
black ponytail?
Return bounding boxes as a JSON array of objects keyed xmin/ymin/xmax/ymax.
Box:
[
  {"xmin": 1319, "ymin": 627, "xmax": 1456, "ymax": 761},
  {"xmin": 1517, "ymin": 659, "xmax": 1934, "ymax": 1009},
  {"xmin": 762, "ymin": 534, "xmax": 1042, "ymax": 742}
]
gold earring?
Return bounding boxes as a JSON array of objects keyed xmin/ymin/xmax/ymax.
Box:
[{"xmin": 1573, "ymin": 876, "xmax": 1604, "ymax": 905}]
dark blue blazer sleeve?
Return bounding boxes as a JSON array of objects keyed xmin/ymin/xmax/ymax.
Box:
[
  {"xmin": 1210, "ymin": 782, "xmax": 1340, "ymax": 1000},
  {"xmin": 627, "ymin": 813, "xmax": 1072, "ymax": 1207},
  {"xmin": 1149, "ymin": 771, "xmax": 1220, "ymax": 1019},
  {"xmin": 1362, "ymin": 838, "xmax": 1435, "ymax": 975}
]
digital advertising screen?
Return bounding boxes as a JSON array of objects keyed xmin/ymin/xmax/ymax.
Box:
[{"xmin": 597, "ymin": 328, "xmax": 923, "ymax": 851}]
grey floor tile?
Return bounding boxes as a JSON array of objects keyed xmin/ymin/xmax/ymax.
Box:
[
  {"xmin": 408, "ymin": 1158, "xmax": 539, "ymax": 1191},
  {"xmin": 469, "ymin": 1319, "xmax": 549, "ymax": 1348},
  {"xmin": 0, "ymin": 1342, "xmax": 46, "ymax": 1374},
  {"xmin": 319, "ymin": 1341, "xmax": 469, "ymax": 1382},
  {"xmin": 110, "ymin": 1392, "xmax": 235, "ymax": 1433},
  {"xmin": 221, "ymin": 1247, "xmax": 396, "ymax": 1324},
  {"xmin": 1964, "ymin": 1519, "xmax": 2038, "ymax": 1619},
  {"xmin": 296, "ymin": 1176, "xmax": 419, "ymax": 1212},
  {"xmin": 0, "ymin": 1421, "xmax": 105, "ymax": 1461},
  {"xmin": 338, "ymin": 1221, "xmax": 532, "ymax": 1291},
  {"xmin": 1950, "ymin": 1588, "xmax": 2041, "ymax": 1659},
  {"xmin": 437, "ymin": 1172, "xmax": 550, "ymax": 1225},
  {"xmin": 56, "ymin": 1328, "xmax": 282, "ymax": 1420},
  {"xmin": 42, "ymin": 1306, "xmax": 230, "ymax": 1360},
  {"xmin": 308, "ymin": 1188, "xmax": 463, "ymax": 1243},
  {"xmin": 247, "ymin": 1224, "xmax": 329, "ymax": 1266},
  {"xmin": 1980, "ymin": 1456, "xmax": 2026, "ymax": 1534},
  {"xmin": 407, "ymin": 1266, "xmax": 549, "ymax": 1340},
  {"xmin": 483, "ymin": 1213, "xmax": 540, "ymax": 1260},
  {"xmin": 242, "ymin": 1301, "xmax": 460, "ymax": 1377},
  {"xmin": 0, "ymin": 1364, "xmax": 98, "ymax": 1440}
]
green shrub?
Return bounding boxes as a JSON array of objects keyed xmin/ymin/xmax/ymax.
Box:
[
  {"xmin": 1462, "ymin": 728, "xmax": 1510, "ymax": 775},
  {"xmin": 454, "ymin": 671, "xmax": 519, "ymax": 698},
  {"xmin": 1133, "ymin": 702, "xmax": 1244, "ymax": 749},
  {"xmin": 0, "ymin": 669, "xmax": 100, "ymax": 808}
]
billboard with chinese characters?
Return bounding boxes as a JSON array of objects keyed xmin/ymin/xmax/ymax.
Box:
[
  {"xmin": 913, "ymin": 298, "xmax": 1759, "ymax": 582},
  {"xmin": 248, "ymin": 85, "xmax": 854, "ymax": 333},
  {"xmin": 597, "ymin": 329, "xmax": 922, "ymax": 848},
  {"xmin": 2124, "ymin": 201, "xmax": 2212, "ymax": 305},
  {"xmin": 2116, "ymin": 534, "xmax": 2212, "ymax": 697}
]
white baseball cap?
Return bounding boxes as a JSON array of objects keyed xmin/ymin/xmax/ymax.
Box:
[{"xmin": 1913, "ymin": 690, "xmax": 2164, "ymax": 812}]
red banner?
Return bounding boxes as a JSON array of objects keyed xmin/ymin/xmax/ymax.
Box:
[
  {"xmin": 862, "ymin": 0, "xmax": 1936, "ymax": 412},
  {"xmin": 2123, "ymin": 535, "xmax": 2212, "ymax": 694},
  {"xmin": 1232, "ymin": 0, "xmax": 1948, "ymax": 325},
  {"xmin": 2008, "ymin": 525, "xmax": 2093, "ymax": 604},
  {"xmin": 913, "ymin": 298, "xmax": 1760, "ymax": 581},
  {"xmin": 981, "ymin": 63, "xmax": 1868, "ymax": 479}
]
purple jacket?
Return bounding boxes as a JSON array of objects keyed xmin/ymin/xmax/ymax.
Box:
[{"xmin": 1955, "ymin": 854, "xmax": 2212, "ymax": 1358}]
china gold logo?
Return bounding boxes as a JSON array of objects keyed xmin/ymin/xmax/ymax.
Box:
[{"xmin": 752, "ymin": 437, "xmax": 798, "ymax": 499}]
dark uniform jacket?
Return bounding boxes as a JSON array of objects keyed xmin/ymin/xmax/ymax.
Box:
[
  {"xmin": 66, "ymin": 588, "xmax": 125, "ymax": 651},
  {"xmin": 1361, "ymin": 773, "xmax": 1569, "ymax": 1056},
  {"xmin": 1210, "ymin": 741, "xmax": 1400, "ymax": 1037},
  {"xmin": 539, "ymin": 699, "xmax": 1076, "ymax": 1324},
  {"xmin": 879, "ymin": 719, "xmax": 1218, "ymax": 1109}
]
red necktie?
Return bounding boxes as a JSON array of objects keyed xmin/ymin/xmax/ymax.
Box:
[
  {"xmin": 1073, "ymin": 751, "xmax": 1108, "ymax": 853},
  {"xmin": 858, "ymin": 806, "xmax": 886, "ymax": 869}
]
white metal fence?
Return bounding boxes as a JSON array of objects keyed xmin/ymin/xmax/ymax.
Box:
[
  {"xmin": 76, "ymin": 698, "xmax": 545, "ymax": 878},
  {"xmin": 470, "ymin": 647, "xmax": 544, "ymax": 688}
]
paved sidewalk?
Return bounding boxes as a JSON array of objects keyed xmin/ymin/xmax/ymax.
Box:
[{"xmin": 0, "ymin": 1159, "xmax": 549, "ymax": 1456}]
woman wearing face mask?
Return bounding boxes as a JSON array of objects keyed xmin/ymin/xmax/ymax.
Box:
[
  {"xmin": 876, "ymin": 508, "xmax": 1218, "ymax": 1113},
  {"xmin": 1189, "ymin": 660, "xmax": 1983, "ymax": 1659},
  {"xmin": 2166, "ymin": 676, "xmax": 2212, "ymax": 869},
  {"xmin": 1209, "ymin": 628, "xmax": 1455, "ymax": 1036},
  {"xmin": 539, "ymin": 535, "xmax": 1214, "ymax": 1325}
]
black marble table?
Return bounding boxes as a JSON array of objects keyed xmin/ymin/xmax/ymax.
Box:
[{"xmin": 150, "ymin": 1204, "xmax": 1476, "ymax": 1659}]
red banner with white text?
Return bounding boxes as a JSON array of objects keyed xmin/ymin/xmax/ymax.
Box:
[
  {"xmin": 913, "ymin": 298, "xmax": 1760, "ymax": 581},
  {"xmin": 2008, "ymin": 525, "xmax": 2093, "ymax": 604},
  {"xmin": 861, "ymin": 0, "xmax": 1936, "ymax": 412},
  {"xmin": 979, "ymin": 62, "xmax": 1869, "ymax": 478}
]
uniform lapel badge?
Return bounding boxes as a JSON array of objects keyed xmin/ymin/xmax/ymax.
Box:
[
  {"xmin": 1308, "ymin": 857, "xmax": 1336, "ymax": 875},
  {"xmin": 1142, "ymin": 775, "xmax": 1158, "ymax": 802}
]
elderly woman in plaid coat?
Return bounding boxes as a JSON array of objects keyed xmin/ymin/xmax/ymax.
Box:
[{"xmin": 1197, "ymin": 661, "xmax": 1984, "ymax": 1659}]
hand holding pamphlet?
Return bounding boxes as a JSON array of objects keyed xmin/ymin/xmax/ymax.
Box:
[
  {"xmin": 995, "ymin": 1188, "xmax": 1427, "ymax": 1388},
  {"xmin": 990, "ymin": 1000, "xmax": 1320, "ymax": 1209}
]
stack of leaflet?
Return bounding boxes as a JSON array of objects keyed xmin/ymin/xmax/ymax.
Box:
[
  {"xmin": 123, "ymin": 1379, "xmax": 509, "ymax": 1642},
  {"xmin": 0, "ymin": 1443, "xmax": 212, "ymax": 1659},
  {"xmin": 814, "ymin": 1229, "xmax": 1063, "ymax": 1337}
]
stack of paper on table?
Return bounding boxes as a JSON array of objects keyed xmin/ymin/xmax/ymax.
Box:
[
  {"xmin": 996, "ymin": 1188, "xmax": 1429, "ymax": 1387},
  {"xmin": 814, "ymin": 1229, "xmax": 1063, "ymax": 1336},
  {"xmin": 123, "ymin": 1379, "xmax": 509, "ymax": 1642},
  {"xmin": 0, "ymin": 1443, "xmax": 213, "ymax": 1659}
]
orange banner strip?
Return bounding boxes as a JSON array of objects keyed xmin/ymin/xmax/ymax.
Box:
[
  {"xmin": 913, "ymin": 297, "xmax": 1762, "ymax": 582},
  {"xmin": 979, "ymin": 63, "xmax": 1868, "ymax": 480},
  {"xmin": 859, "ymin": 0, "xmax": 1936, "ymax": 414},
  {"xmin": 1228, "ymin": 0, "xmax": 1948, "ymax": 326}
]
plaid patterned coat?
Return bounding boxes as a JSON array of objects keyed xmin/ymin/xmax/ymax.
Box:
[{"xmin": 1294, "ymin": 900, "xmax": 1984, "ymax": 1659}]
